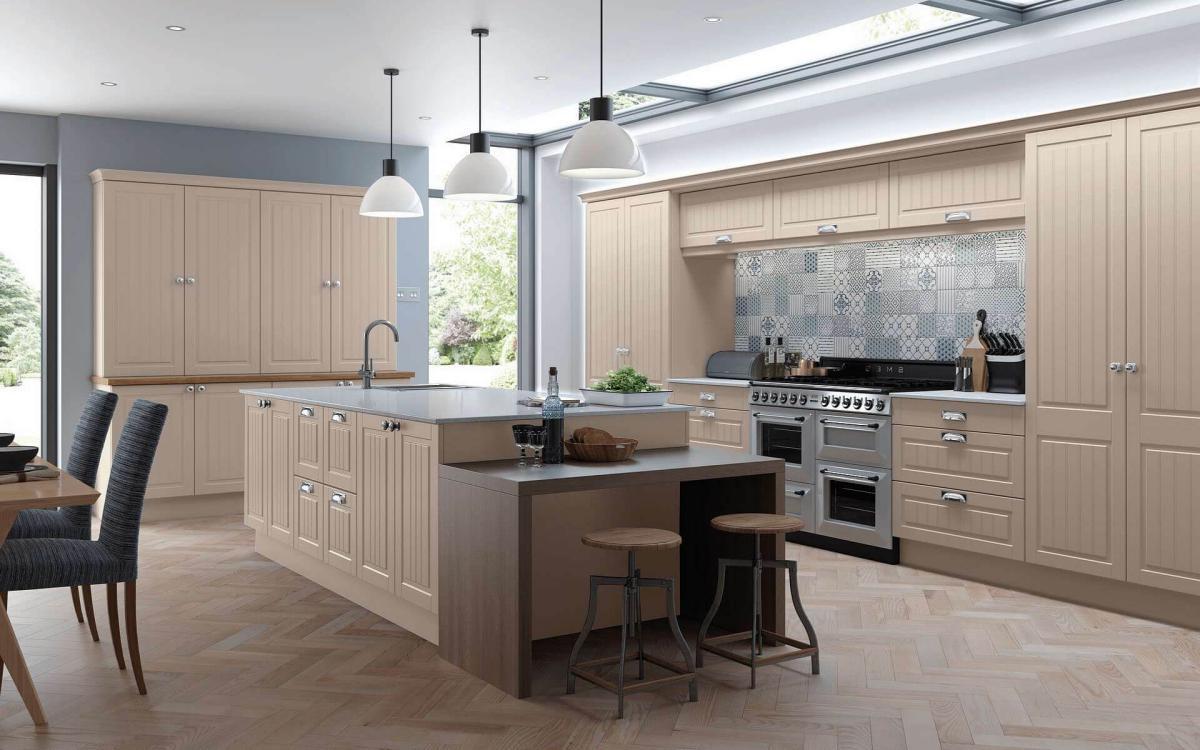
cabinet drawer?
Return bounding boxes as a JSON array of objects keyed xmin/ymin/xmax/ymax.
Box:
[
  {"xmin": 687, "ymin": 407, "xmax": 749, "ymax": 451},
  {"xmin": 324, "ymin": 485, "xmax": 357, "ymax": 576},
  {"xmin": 772, "ymin": 164, "xmax": 889, "ymax": 239},
  {"xmin": 679, "ymin": 182, "xmax": 773, "ymax": 248},
  {"xmin": 324, "ymin": 407, "xmax": 358, "ymax": 493},
  {"xmin": 889, "ymin": 143, "xmax": 1025, "ymax": 228},
  {"xmin": 893, "ymin": 425, "xmax": 1024, "ymax": 498},
  {"xmin": 294, "ymin": 403, "xmax": 324, "ymax": 481},
  {"xmin": 893, "ymin": 481, "xmax": 1024, "ymax": 560},
  {"xmin": 893, "ymin": 398, "xmax": 1024, "ymax": 435},
  {"xmin": 294, "ymin": 476, "xmax": 325, "ymax": 561},
  {"xmin": 670, "ymin": 383, "xmax": 749, "ymax": 411}
]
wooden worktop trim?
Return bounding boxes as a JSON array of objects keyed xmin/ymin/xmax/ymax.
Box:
[
  {"xmin": 89, "ymin": 169, "xmax": 370, "ymax": 197},
  {"xmin": 91, "ymin": 371, "xmax": 415, "ymax": 387},
  {"xmin": 579, "ymin": 87, "xmax": 1200, "ymax": 202}
]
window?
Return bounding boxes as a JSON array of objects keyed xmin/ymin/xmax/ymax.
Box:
[
  {"xmin": 659, "ymin": 4, "xmax": 974, "ymax": 90},
  {"xmin": 0, "ymin": 170, "xmax": 46, "ymax": 450},
  {"xmin": 428, "ymin": 143, "xmax": 520, "ymax": 388},
  {"xmin": 515, "ymin": 90, "xmax": 670, "ymax": 135}
]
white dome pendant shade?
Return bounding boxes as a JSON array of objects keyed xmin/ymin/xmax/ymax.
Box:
[
  {"xmin": 444, "ymin": 28, "xmax": 516, "ymax": 201},
  {"xmin": 559, "ymin": 0, "xmax": 644, "ymax": 180},
  {"xmin": 361, "ymin": 67, "xmax": 424, "ymax": 218}
]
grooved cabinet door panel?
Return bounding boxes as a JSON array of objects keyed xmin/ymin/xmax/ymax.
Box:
[
  {"xmin": 1126, "ymin": 107, "xmax": 1200, "ymax": 595},
  {"xmin": 325, "ymin": 486, "xmax": 357, "ymax": 575},
  {"xmin": 324, "ymin": 408, "xmax": 358, "ymax": 493},
  {"xmin": 266, "ymin": 401, "xmax": 295, "ymax": 545},
  {"xmin": 892, "ymin": 481, "xmax": 1024, "ymax": 560},
  {"xmin": 97, "ymin": 181, "xmax": 185, "ymax": 377},
  {"xmin": 294, "ymin": 477, "xmax": 324, "ymax": 561},
  {"xmin": 680, "ymin": 182, "xmax": 773, "ymax": 247},
  {"xmin": 893, "ymin": 425, "xmax": 1024, "ymax": 498},
  {"xmin": 184, "ymin": 187, "xmax": 261, "ymax": 375},
  {"xmin": 294, "ymin": 403, "xmax": 323, "ymax": 482},
  {"xmin": 586, "ymin": 199, "xmax": 626, "ymax": 383},
  {"xmin": 889, "ymin": 143, "xmax": 1025, "ymax": 228},
  {"xmin": 358, "ymin": 419, "xmax": 395, "ymax": 592},
  {"xmin": 1025, "ymin": 120, "xmax": 1127, "ymax": 579},
  {"xmin": 399, "ymin": 434, "xmax": 435, "ymax": 611},
  {"xmin": 773, "ymin": 164, "xmax": 889, "ymax": 239},
  {"xmin": 261, "ymin": 191, "xmax": 331, "ymax": 373},
  {"xmin": 111, "ymin": 385, "xmax": 194, "ymax": 499},
  {"xmin": 194, "ymin": 383, "xmax": 248, "ymax": 496},
  {"xmin": 625, "ymin": 193, "xmax": 670, "ymax": 385},
  {"xmin": 243, "ymin": 397, "xmax": 269, "ymax": 531},
  {"xmin": 331, "ymin": 196, "xmax": 397, "ymax": 371},
  {"xmin": 687, "ymin": 407, "xmax": 749, "ymax": 451}
]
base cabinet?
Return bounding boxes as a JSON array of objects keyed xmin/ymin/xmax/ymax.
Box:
[
  {"xmin": 358, "ymin": 419, "xmax": 396, "ymax": 592},
  {"xmin": 294, "ymin": 477, "xmax": 324, "ymax": 560},
  {"xmin": 325, "ymin": 485, "xmax": 357, "ymax": 575}
]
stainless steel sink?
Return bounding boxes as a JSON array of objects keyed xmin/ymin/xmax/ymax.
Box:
[{"xmin": 375, "ymin": 383, "xmax": 472, "ymax": 391}]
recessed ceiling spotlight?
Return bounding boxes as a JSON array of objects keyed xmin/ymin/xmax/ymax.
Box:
[
  {"xmin": 165, "ymin": 25, "xmax": 186, "ymax": 31},
  {"xmin": 100, "ymin": 81, "xmax": 118, "ymax": 86},
  {"xmin": 418, "ymin": 115, "xmax": 432, "ymax": 120},
  {"xmin": 534, "ymin": 75, "xmax": 550, "ymax": 81},
  {"xmin": 704, "ymin": 16, "xmax": 723, "ymax": 22}
]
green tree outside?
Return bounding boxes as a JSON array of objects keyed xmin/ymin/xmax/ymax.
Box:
[{"xmin": 0, "ymin": 251, "xmax": 39, "ymax": 380}]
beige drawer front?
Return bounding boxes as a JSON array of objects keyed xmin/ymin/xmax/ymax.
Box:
[
  {"xmin": 893, "ymin": 425, "xmax": 1025, "ymax": 498},
  {"xmin": 324, "ymin": 407, "xmax": 358, "ymax": 493},
  {"xmin": 687, "ymin": 407, "xmax": 749, "ymax": 451},
  {"xmin": 893, "ymin": 398, "xmax": 1024, "ymax": 436},
  {"xmin": 893, "ymin": 481, "xmax": 1024, "ymax": 560},
  {"xmin": 679, "ymin": 182, "xmax": 773, "ymax": 248},
  {"xmin": 772, "ymin": 164, "xmax": 889, "ymax": 239},
  {"xmin": 294, "ymin": 403, "xmax": 324, "ymax": 482},
  {"xmin": 889, "ymin": 142, "xmax": 1025, "ymax": 228},
  {"xmin": 670, "ymin": 383, "xmax": 749, "ymax": 410}
]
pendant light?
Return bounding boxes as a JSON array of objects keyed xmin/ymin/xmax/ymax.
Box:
[
  {"xmin": 444, "ymin": 28, "xmax": 516, "ymax": 201},
  {"xmin": 361, "ymin": 67, "xmax": 424, "ymax": 218},
  {"xmin": 559, "ymin": 0, "xmax": 645, "ymax": 179}
]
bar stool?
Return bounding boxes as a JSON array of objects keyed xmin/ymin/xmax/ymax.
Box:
[
  {"xmin": 696, "ymin": 513, "xmax": 819, "ymax": 688},
  {"xmin": 566, "ymin": 527, "xmax": 698, "ymax": 718}
]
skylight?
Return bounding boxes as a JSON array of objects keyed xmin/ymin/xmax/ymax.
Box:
[
  {"xmin": 514, "ymin": 90, "xmax": 669, "ymax": 135},
  {"xmin": 658, "ymin": 4, "xmax": 975, "ymax": 90}
]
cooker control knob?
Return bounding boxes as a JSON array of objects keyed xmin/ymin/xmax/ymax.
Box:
[
  {"xmin": 864, "ymin": 398, "xmax": 874, "ymax": 410},
  {"xmin": 751, "ymin": 391, "xmax": 760, "ymax": 402},
  {"xmin": 831, "ymin": 396, "xmax": 841, "ymax": 407},
  {"xmin": 770, "ymin": 392, "xmax": 779, "ymax": 403},
  {"xmin": 853, "ymin": 397, "xmax": 863, "ymax": 409},
  {"xmin": 820, "ymin": 395, "xmax": 830, "ymax": 406},
  {"xmin": 798, "ymin": 394, "xmax": 807, "ymax": 405},
  {"xmin": 875, "ymin": 400, "xmax": 886, "ymax": 411},
  {"xmin": 788, "ymin": 393, "xmax": 798, "ymax": 405}
]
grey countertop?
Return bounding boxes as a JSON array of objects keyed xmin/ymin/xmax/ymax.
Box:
[
  {"xmin": 667, "ymin": 377, "xmax": 751, "ymax": 388},
  {"xmin": 892, "ymin": 390, "xmax": 1026, "ymax": 405},
  {"xmin": 439, "ymin": 446, "xmax": 783, "ymax": 495},
  {"xmin": 239, "ymin": 385, "xmax": 692, "ymax": 424}
]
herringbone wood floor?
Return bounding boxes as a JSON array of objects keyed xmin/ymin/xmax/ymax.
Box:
[{"xmin": 1, "ymin": 517, "xmax": 1198, "ymax": 749}]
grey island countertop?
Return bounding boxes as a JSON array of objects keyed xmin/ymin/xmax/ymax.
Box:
[{"xmin": 239, "ymin": 385, "xmax": 692, "ymax": 424}]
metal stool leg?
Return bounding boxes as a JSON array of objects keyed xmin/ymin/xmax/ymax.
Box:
[
  {"xmin": 787, "ymin": 560, "xmax": 820, "ymax": 675},
  {"xmin": 662, "ymin": 578, "xmax": 698, "ymax": 702},
  {"xmin": 616, "ymin": 573, "xmax": 630, "ymax": 719},
  {"xmin": 750, "ymin": 540, "xmax": 760, "ymax": 688},
  {"xmin": 633, "ymin": 564, "xmax": 645, "ymax": 681},
  {"xmin": 695, "ymin": 558, "xmax": 728, "ymax": 668},
  {"xmin": 566, "ymin": 574, "xmax": 603, "ymax": 694}
]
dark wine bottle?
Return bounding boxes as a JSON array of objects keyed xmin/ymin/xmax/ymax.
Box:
[{"xmin": 541, "ymin": 367, "xmax": 565, "ymax": 464}]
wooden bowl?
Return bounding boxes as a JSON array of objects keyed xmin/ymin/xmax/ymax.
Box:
[
  {"xmin": 563, "ymin": 437, "xmax": 638, "ymax": 463},
  {"xmin": 0, "ymin": 445, "xmax": 38, "ymax": 472}
]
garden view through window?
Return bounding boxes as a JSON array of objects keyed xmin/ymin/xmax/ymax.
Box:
[
  {"xmin": 429, "ymin": 143, "xmax": 519, "ymax": 388},
  {"xmin": 0, "ymin": 172, "xmax": 43, "ymax": 448}
]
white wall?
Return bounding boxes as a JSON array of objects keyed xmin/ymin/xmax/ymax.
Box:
[{"xmin": 534, "ymin": 3, "xmax": 1200, "ymax": 390}]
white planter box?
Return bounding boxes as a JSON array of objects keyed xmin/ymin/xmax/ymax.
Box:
[{"xmin": 579, "ymin": 389, "xmax": 672, "ymax": 407}]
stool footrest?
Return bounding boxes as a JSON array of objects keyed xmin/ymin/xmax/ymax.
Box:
[
  {"xmin": 570, "ymin": 653, "xmax": 695, "ymax": 696},
  {"xmin": 699, "ymin": 630, "xmax": 817, "ymax": 668}
]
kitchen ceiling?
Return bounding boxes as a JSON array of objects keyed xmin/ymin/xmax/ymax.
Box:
[{"xmin": 0, "ymin": 0, "xmax": 912, "ymax": 145}]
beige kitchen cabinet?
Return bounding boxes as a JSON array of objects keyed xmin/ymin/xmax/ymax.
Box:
[
  {"xmin": 1125, "ymin": 107, "xmax": 1200, "ymax": 596},
  {"xmin": 324, "ymin": 407, "xmax": 358, "ymax": 493},
  {"xmin": 294, "ymin": 402, "xmax": 324, "ymax": 482},
  {"xmin": 294, "ymin": 477, "xmax": 324, "ymax": 561},
  {"xmin": 358, "ymin": 417, "xmax": 396, "ymax": 592},
  {"xmin": 1025, "ymin": 120, "xmax": 1127, "ymax": 580},
  {"xmin": 325, "ymin": 484, "xmax": 357, "ymax": 575},
  {"xmin": 331, "ymin": 196, "xmax": 397, "ymax": 372},
  {"xmin": 585, "ymin": 198, "xmax": 628, "ymax": 382},
  {"xmin": 893, "ymin": 481, "xmax": 1025, "ymax": 561},
  {"xmin": 266, "ymin": 399, "xmax": 295, "ymax": 546},
  {"xmin": 244, "ymin": 396, "xmax": 271, "ymax": 532},
  {"xmin": 889, "ymin": 143, "xmax": 1025, "ymax": 228},
  {"xmin": 104, "ymin": 384, "xmax": 194, "ymax": 499},
  {"xmin": 685, "ymin": 407, "xmax": 750, "ymax": 451},
  {"xmin": 679, "ymin": 182, "xmax": 773, "ymax": 248},
  {"xmin": 260, "ymin": 191, "xmax": 332, "ymax": 373},
  {"xmin": 772, "ymin": 164, "xmax": 889, "ymax": 239},
  {"xmin": 94, "ymin": 181, "xmax": 186, "ymax": 377},
  {"xmin": 893, "ymin": 425, "xmax": 1025, "ymax": 498},
  {"xmin": 194, "ymin": 383, "xmax": 248, "ymax": 495},
  {"xmin": 184, "ymin": 186, "xmax": 261, "ymax": 375},
  {"xmin": 398, "ymin": 429, "xmax": 436, "ymax": 612}
]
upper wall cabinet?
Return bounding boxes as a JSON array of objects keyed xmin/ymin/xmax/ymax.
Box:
[
  {"xmin": 889, "ymin": 143, "xmax": 1025, "ymax": 228},
  {"xmin": 261, "ymin": 191, "xmax": 332, "ymax": 373},
  {"xmin": 679, "ymin": 182, "xmax": 773, "ymax": 248},
  {"xmin": 772, "ymin": 164, "xmax": 889, "ymax": 240},
  {"xmin": 331, "ymin": 196, "xmax": 397, "ymax": 373}
]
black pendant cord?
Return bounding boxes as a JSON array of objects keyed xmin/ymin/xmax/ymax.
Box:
[
  {"xmin": 388, "ymin": 72, "xmax": 394, "ymax": 161},
  {"xmin": 599, "ymin": 0, "xmax": 604, "ymax": 96},
  {"xmin": 478, "ymin": 31, "xmax": 483, "ymax": 134}
]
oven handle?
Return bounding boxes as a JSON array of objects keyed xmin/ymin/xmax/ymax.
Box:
[
  {"xmin": 820, "ymin": 468, "xmax": 880, "ymax": 483},
  {"xmin": 752, "ymin": 412, "xmax": 807, "ymax": 423},
  {"xmin": 791, "ymin": 488, "xmax": 809, "ymax": 497},
  {"xmin": 819, "ymin": 418, "xmax": 881, "ymax": 430}
]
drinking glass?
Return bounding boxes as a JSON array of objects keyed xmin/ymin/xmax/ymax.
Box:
[
  {"xmin": 511, "ymin": 424, "xmax": 531, "ymax": 467},
  {"xmin": 526, "ymin": 427, "xmax": 546, "ymax": 469}
]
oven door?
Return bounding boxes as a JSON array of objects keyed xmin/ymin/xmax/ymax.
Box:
[
  {"xmin": 785, "ymin": 481, "xmax": 815, "ymax": 529},
  {"xmin": 751, "ymin": 408, "xmax": 814, "ymax": 484},
  {"xmin": 814, "ymin": 463, "xmax": 893, "ymax": 549},
  {"xmin": 816, "ymin": 413, "xmax": 891, "ymax": 468}
]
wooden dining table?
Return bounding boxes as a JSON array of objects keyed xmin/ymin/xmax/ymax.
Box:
[{"xmin": 0, "ymin": 463, "xmax": 100, "ymax": 726}]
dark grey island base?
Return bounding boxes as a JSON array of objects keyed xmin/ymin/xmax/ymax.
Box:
[{"xmin": 438, "ymin": 446, "xmax": 786, "ymax": 698}]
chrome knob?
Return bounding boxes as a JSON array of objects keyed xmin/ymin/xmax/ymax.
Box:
[
  {"xmin": 875, "ymin": 401, "xmax": 885, "ymax": 411},
  {"xmin": 381, "ymin": 419, "xmax": 391, "ymax": 430},
  {"xmin": 853, "ymin": 397, "xmax": 863, "ymax": 408},
  {"xmin": 1109, "ymin": 362, "xmax": 1122, "ymax": 372},
  {"xmin": 821, "ymin": 395, "xmax": 830, "ymax": 406},
  {"xmin": 788, "ymin": 393, "xmax": 798, "ymax": 404},
  {"xmin": 174, "ymin": 276, "xmax": 185, "ymax": 285},
  {"xmin": 751, "ymin": 391, "xmax": 759, "ymax": 402},
  {"xmin": 864, "ymin": 398, "xmax": 874, "ymax": 410},
  {"xmin": 186, "ymin": 385, "xmax": 195, "ymax": 392},
  {"xmin": 831, "ymin": 396, "xmax": 841, "ymax": 407},
  {"xmin": 263, "ymin": 399, "xmax": 271, "ymax": 407},
  {"xmin": 185, "ymin": 276, "xmax": 196, "ymax": 285},
  {"xmin": 1125, "ymin": 362, "xmax": 1138, "ymax": 373},
  {"xmin": 197, "ymin": 385, "xmax": 206, "ymax": 392}
]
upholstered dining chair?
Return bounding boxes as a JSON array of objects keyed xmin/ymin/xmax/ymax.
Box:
[
  {"xmin": 6, "ymin": 390, "xmax": 118, "ymax": 640},
  {"xmin": 0, "ymin": 399, "xmax": 167, "ymax": 695}
]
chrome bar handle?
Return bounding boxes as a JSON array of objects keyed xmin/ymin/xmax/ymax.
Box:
[
  {"xmin": 817, "ymin": 223, "xmax": 838, "ymax": 234},
  {"xmin": 941, "ymin": 410, "xmax": 967, "ymax": 422},
  {"xmin": 331, "ymin": 412, "xmax": 347, "ymax": 423},
  {"xmin": 820, "ymin": 468, "xmax": 880, "ymax": 483},
  {"xmin": 715, "ymin": 234, "xmax": 733, "ymax": 244},
  {"xmin": 941, "ymin": 432, "xmax": 968, "ymax": 443},
  {"xmin": 300, "ymin": 407, "xmax": 315, "ymax": 417},
  {"xmin": 819, "ymin": 418, "xmax": 881, "ymax": 430},
  {"xmin": 945, "ymin": 210, "xmax": 972, "ymax": 223},
  {"xmin": 791, "ymin": 488, "xmax": 809, "ymax": 497},
  {"xmin": 941, "ymin": 490, "xmax": 967, "ymax": 503}
]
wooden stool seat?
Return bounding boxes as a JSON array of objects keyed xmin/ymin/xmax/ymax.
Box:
[
  {"xmin": 581, "ymin": 527, "xmax": 682, "ymax": 551},
  {"xmin": 710, "ymin": 513, "xmax": 806, "ymax": 535}
]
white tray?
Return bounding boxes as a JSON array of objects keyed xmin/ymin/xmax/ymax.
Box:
[{"xmin": 579, "ymin": 389, "xmax": 671, "ymax": 407}]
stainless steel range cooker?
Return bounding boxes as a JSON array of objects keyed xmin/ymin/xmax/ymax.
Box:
[{"xmin": 748, "ymin": 358, "xmax": 955, "ymax": 563}]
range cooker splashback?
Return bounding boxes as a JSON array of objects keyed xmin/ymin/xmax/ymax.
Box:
[{"xmin": 733, "ymin": 229, "xmax": 1026, "ymax": 362}]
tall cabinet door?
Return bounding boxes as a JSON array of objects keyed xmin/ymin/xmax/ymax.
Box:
[
  {"xmin": 331, "ymin": 196, "xmax": 397, "ymax": 372},
  {"xmin": 266, "ymin": 400, "xmax": 295, "ymax": 545},
  {"xmin": 1126, "ymin": 108, "xmax": 1200, "ymax": 595},
  {"xmin": 261, "ymin": 191, "xmax": 331, "ymax": 373},
  {"xmin": 625, "ymin": 192, "xmax": 670, "ymax": 385},
  {"xmin": 586, "ymin": 198, "xmax": 628, "ymax": 384},
  {"xmin": 194, "ymin": 383, "xmax": 248, "ymax": 495},
  {"xmin": 1024, "ymin": 120, "xmax": 1127, "ymax": 579},
  {"xmin": 244, "ymin": 397, "xmax": 269, "ymax": 531},
  {"xmin": 110, "ymin": 385, "xmax": 195, "ymax": 500},
  {"xmin": 398, "ymin": 432, "xmax": 436, "ymax": 612},
  {"xmin": 184, "ymin": 187, "xmax": 261, "ymax": 375},
  {"xmin": 358, "ymin": 417, "xmax": 395, "ymax": 591},
  {"xmin": 96, "ymin": 181, "xmax": 185, "ymax": 377}
]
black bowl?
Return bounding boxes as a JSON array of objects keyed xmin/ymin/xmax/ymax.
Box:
[
  {"xmin": 0, "ymin": 445, "xmax": 38, "ymax": 472},
  {"xmin": 0, "ymin": 433, "xmax": 13, "ymax": 447}
]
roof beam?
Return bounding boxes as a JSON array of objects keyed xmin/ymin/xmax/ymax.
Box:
[
  {"xmin": 923, "ymin": 0, "xmax": 1025, "ymax": 25},
  {"xmin": 624, "ymin": 83, "xmax": 710, "ymax": 103}
]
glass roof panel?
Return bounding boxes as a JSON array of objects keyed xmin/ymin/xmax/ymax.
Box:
[{"xmin": 658, "ymin": 4, "xmax": 975, "ymax": 90}]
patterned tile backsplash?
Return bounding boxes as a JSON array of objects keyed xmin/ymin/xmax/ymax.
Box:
[{"xmin": 733, "ymin": 229, "xmax": 1026, "ymax": 361}]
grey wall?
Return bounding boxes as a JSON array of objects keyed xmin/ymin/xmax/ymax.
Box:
[
  {"xmin": 0, "ymin": 111, "xmax": 58, "ymax": 165},
  {"xmin": 56, "ymin": 114, "xmax": 428, "ymax": 456}
]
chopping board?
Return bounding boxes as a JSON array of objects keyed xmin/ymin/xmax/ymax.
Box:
[{"xmin": 963, "ymin": 318, "xmax": 989, "ymax": 392}]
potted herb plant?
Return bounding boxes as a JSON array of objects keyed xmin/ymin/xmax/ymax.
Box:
[{"xmin": 580, "ymin": 367, "xmax": 672, "ymax": 407}]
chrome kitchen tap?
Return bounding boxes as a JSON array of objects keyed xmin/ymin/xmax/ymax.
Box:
[{"xmin": 359, "ymin": 319, "xmax": 401, "ymax": 389}]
